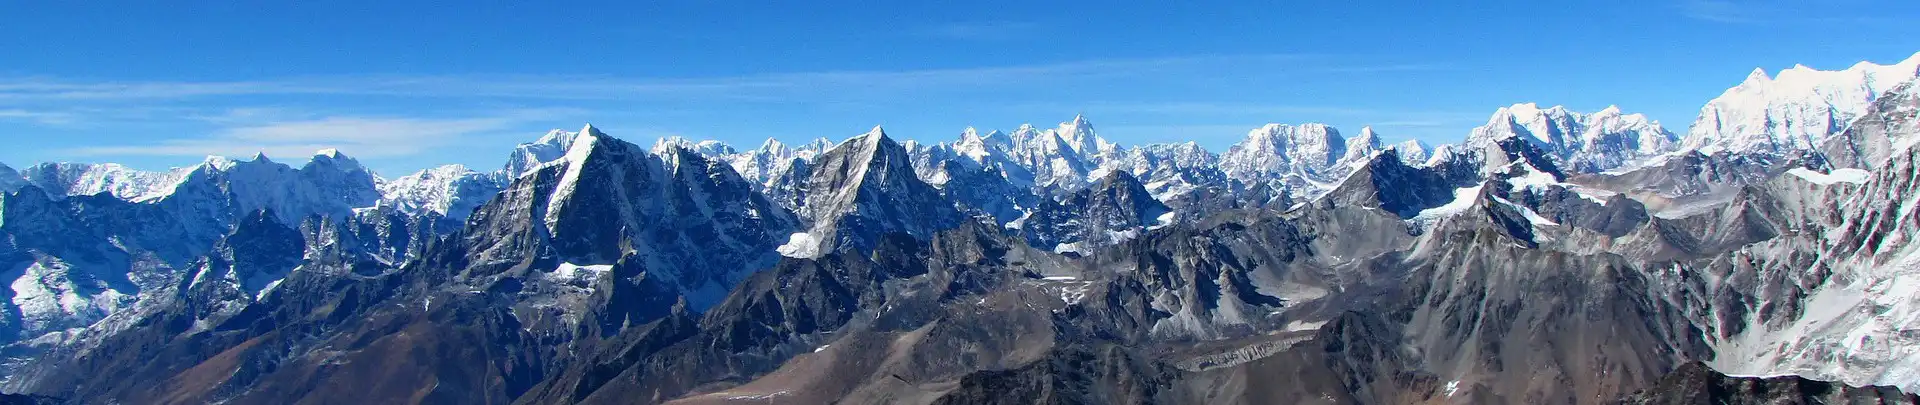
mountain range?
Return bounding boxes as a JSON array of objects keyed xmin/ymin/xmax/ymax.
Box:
[{"xmin": 0, "ymin": 51, "xmax": 1917, "ymax": 404}]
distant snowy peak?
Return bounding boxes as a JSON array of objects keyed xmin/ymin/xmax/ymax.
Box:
[
  {"xmin": 651, "ymin": 136, "xmax": 738, "ymax": 158},
  {"xmin": 951, "ymin": 127, "xmax": 1012, "ymax": 164},
  {"xmin": 1391, "ymin": 139, "xmax": 1432, "ymax": 165},
  {"xmin": 1686, "ymin": 52, "xmax": 1920, "ymax": 154},
  {"xmin": 212, "ymin": 150, "xmax": 384, "ymax": 225},
  {"xmin": 17, "ymin": 162, "xmax": 189, "ymax": 202},
  {"xmin": 14, "ymin": 149, "xmax": 386, "ymax": 216},
  {"xmin": 1053, "ymin": 114, "xmax": 1116, "ymax": 157},
  {"xmin": 1218, "ymin": 122, "xmax": 1371, "ymax": 195},
  {"xmin": 1468, "ymin": 103, "xmax": 1677, "ymax": 173},
  {"xmin": 503, "ymin": 124, "xmax": 598, "ymax": 178},
  {"xmin": 377, "ymin": 164, "xmax": 503, "ymax": 221},
  {"xmin": 1343, "ymin": 126, "xmax": 1386, "ymax": 163}
]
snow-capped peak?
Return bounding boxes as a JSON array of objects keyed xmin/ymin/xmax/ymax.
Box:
[
  {"xmin": 504, "ymin": 124, "xmax": 595, "ymax": 178},
  {"xmin": 1052, "ymin": 114, "xmax": 1112, "ymax": 156},
  {"xmin": 1217, "ymin": 122, "xmax": 1372, "ymax": 198},
  {"xmin": 1391, "ymin": 139, "xmax": 1432, "ymax": 165},
  {"xmin": 377, "ymin": 164, "xmax": 502, "ymax": 220},
  {"xmin": 199, "ymin": 155, "xmax": 236, "ymax": 171},
  {"xmin": 651, "ymin": 136, "xmax": 737, "ymax": 158},
  {"xmin": 1685, "ymin": 52, "xmax": 1920, "ymax": 154},
  {"xmin": 1343, "ymin": 126, "xmax": 1386, "ymax": 163},
  {"xmin": 757, "ymin": 138, "xmax": 789, "ymax": 156},
  {"xmin": 304, "ymin": 148, "xmax": 365, "ymax": 172},
  {"xmin": 1468, "ymin": 103, "xmax": 1676, "ymax": 173}
]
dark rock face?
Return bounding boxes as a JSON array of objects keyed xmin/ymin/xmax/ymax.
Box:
[
  {"xmin": 0, "ymin": 393, "xmax": 59, "ymax": 405},
  {"xmin": 1018, "ymin": 171, "xmax": 1170, "ymax": 251},
  {"xmin": 1615, "ymin": 362, "xmax": 1920, "ymax": 405},
  {"xmin": 1321, "ymin": 149, "xmax": 1476, "ymax": 218},
  {"xmin": 794, "ymin": 129, "xmax": 964, "ymax": 257}
]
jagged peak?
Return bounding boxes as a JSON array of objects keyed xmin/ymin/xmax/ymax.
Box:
[
  {"xmin": 801, "ymin": 137, "xmax": 835, "ymax": 151},
  {"xmin": 863, "ymin": 124, "xmax": 887, "ymax": 139},
  {"xmin": 651, "ymin": 136, "xmax": 736, "ymax": 157},
  {"xmin": 200, "ymin": 155, "xmax": 237, "ymax": 170},
  {"xmin": 1240, "ymin": 122, "xmax": 1344, "ymax": 150},
  {"xmin": 306, "ymin": 148, "xmax": 364, "ymax": 169},
  {"xmin": 1489, "ymin": 102, "xmax": 1579, "ymax": 126},
  {"xmin": 960, "ymin": 126, "xmax": 982, "ymax": 142},
  {"xmin": 757, "ymin": 137, "xmax": 787, "ymax": 152},
  {"xmin": 249, "ymin": 151, "xmax": 274, "ymax": 164},
  {"xmin": 535, "ymin": 128, "xmax": 578, "ymax": 147},
  {"xmin": 540, "ymin": 124, "xmax": 607, "ymax": 174},
  {"xmin": 1356, "ymin": 126, "xmax": 1379, "ymax": 140},
  {"xmin": 1740, "ymin": 67, "xmax": 1772, "ymax": 86},
  {"xmin": 411, "ymin": 164, "xmax": 474, "ymax": 178}
]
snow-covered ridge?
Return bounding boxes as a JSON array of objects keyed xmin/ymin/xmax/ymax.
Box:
[
  {"xmin": 1467, "ymin": 103, "xmax": 1678, "ymax": 173},
  {"xmin": 1686, "ymin": 51, "xmax": 1920, "ymax": 154}
]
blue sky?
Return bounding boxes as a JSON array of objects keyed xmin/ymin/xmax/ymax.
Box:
[{"xmin": 3, "ymin": 1, "xmax": 1918, "ymax": 176}]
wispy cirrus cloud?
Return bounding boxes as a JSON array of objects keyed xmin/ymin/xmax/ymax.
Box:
[
  {"xmin": 64, "ymin": 108, "xmax": 579, "ymax": 159},
  {"xmin": 0, "ymin": 54, "xmax": 1440, "ymax": 103},
  {"xmin": 0, "ymin": 109, "xmax": 81, "ymax": 125}
]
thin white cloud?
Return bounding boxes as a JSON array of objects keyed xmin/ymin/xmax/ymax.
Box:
[
  {"xmin": 63, "ymin": 111, "xmax": 554, "ymax": 159},
  {"xmin": 0, "ymin": 109, "xmax": 80, "ymax": 125},
  {"xmin": 0, "ymin": 54, "xmax": 1443, "ymax": 103}
]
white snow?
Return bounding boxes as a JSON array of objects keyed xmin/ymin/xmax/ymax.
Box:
[
  {"xmin": 1568, "ymin": 185, "xmax": 1617, "ymax": 205},
  {"xmin": 1052, "ymin": 242, "xmax": 1087, "ymax": 254},
  {"xmin": 1413, "ymin": 185, "xmax": 1484, "ymax": 223},
  {"xmin": 1282, "ymin": 320, "xmax": 1327, "ymax": 332},
  {"xmin": 723, "ymin": 391, "xmax": 790, "ymax": 400},
  {"xmin": 1786, "ymin": 167, "xmax": 1871, "ymax": 185},
  {"xmin": 775, "ymin": 232, "xmax": 820, "ymax": 258},
  {"xmin": 1493, "ymin": 195, "xmax": 1558, "ymax": 226},
  {"xmin": 1004, "ymin": 211, "xmax": 1032, "ymax": 230},
  {"xmin": 1468, "ymin": 103, "xmax": 1679, "ymax": 173},
  {"xmin": 1444, "ymin": 380, "xmax": 1461, "ymax": 397},
  {"xmin": 1149, "ymin": 211, "xmax": 1178, "ymax": 230},
  {"xmin": 1505, "ymin": 163, "xmax": 1563, "ymax": 191},
  {"xmin": 550, "ymin": 262, "xmax": 613, "ymax": 284},
  {"xmin": 1687, "ymin": 52, "xmax": 1920, "ymax": 154}
]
